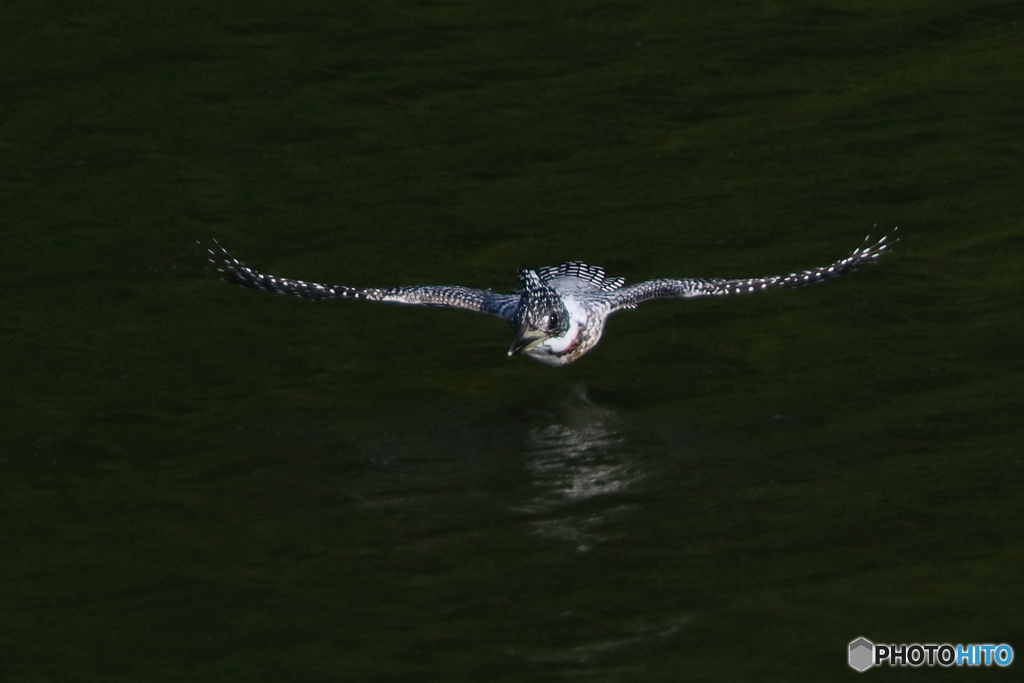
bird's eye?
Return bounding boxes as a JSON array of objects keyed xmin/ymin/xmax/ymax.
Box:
[{"xmin": 547, "ymin": 314, "xmax": 559, "ymax": 328}]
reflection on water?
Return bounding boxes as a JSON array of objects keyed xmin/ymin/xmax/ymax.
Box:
[{"xmin": 514, "ymin": 385, "xmax": 641, "ymax": 549}]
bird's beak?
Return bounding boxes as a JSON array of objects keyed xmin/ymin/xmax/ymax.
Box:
[{"xmin": 508, "ymin": 328, "xmax": 548, "ymax": 356}]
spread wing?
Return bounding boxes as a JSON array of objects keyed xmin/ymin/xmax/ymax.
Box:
[
  {"xmin": 608, "ymin": 230, "xmax": 896, "ymax": 313},
  {"xmin": 207, "ymin": 243, "xmax": 520, "ymax": 320}
]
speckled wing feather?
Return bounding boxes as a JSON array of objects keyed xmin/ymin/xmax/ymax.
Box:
[
  {"xmin": 208, "ymin": 243, "xmax": 520, "ymax": 320},
  {"xmin": 608, "ymin": 230, "xmax": 896, "ymax": 313}
]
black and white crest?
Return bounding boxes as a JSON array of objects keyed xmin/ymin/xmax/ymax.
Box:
[
  {"xmin": 535, "ymin": 261, "xmax": 627, "ymax": 292},
  {"xmin": 512, "ymin": 268, "xmax": 571, "ymax": 334}
]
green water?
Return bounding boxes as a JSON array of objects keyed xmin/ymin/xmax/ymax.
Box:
[{"xmin": 3, "ymin": 1, "xmax": 1022, "ymax": 681}]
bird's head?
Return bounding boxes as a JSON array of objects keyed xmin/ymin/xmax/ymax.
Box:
[{"xmin": 508, "ymin": 268, "xmax": 577, "ymax": 365}]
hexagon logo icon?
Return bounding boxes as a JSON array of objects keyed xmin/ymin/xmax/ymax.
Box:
[{"xmin": 849, "ymin": 637, "xmax": 874, "ymax": 672}]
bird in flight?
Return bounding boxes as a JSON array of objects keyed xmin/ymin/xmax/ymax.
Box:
[{"xmin": 209, "ymin": 230, "xmax": 895, "ymax": 366}]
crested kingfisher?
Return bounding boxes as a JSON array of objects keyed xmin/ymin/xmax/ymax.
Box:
[{"xmin": 208, "ymin": 231, "xmax": 895, "ymax": 366}]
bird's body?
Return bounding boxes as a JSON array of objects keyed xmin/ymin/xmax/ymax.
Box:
[{"xmin": 209, "ymin": 231, "xmax": 895, "ymax": 365}]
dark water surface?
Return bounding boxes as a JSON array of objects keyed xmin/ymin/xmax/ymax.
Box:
[{"xmin": 3, "ymin": 1, "xmax": 1022, "ymax": 681}]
